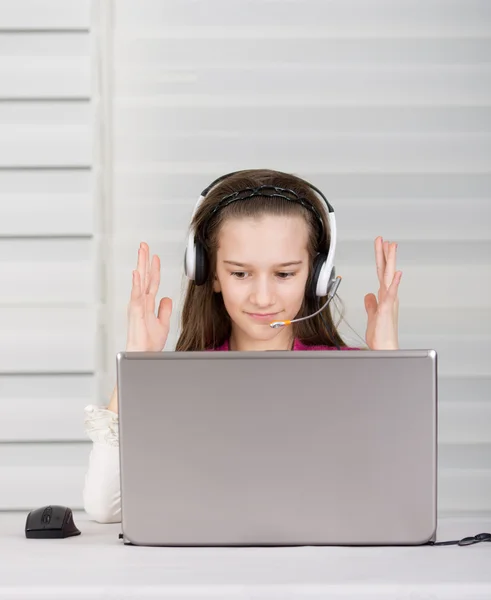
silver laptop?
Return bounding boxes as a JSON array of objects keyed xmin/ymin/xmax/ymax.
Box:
[{"xmin": 117, "ymin": 350, "xmax": 437, "ymax": 547}]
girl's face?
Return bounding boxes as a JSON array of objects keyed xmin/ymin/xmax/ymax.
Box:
[{"xmin": 213, "ymin": 214, "xmax": 311, "ymax": 351}]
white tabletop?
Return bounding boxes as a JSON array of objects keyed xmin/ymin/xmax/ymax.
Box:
[{"xmin": 0, "ymin": 512, "xmax": 490, "ymax": 600}]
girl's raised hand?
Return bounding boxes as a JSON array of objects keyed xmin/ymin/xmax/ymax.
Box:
[
  {"xmin": 364, "ymin": 236, "xmax": 402, "ymax": 350},
  {"xmin": 126, "ymin": 242, "xmax": 173, "ymax": 352}
]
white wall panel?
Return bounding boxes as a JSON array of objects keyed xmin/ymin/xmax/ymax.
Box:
[
  {"xmin": 439, "ymin": 405, "xmax": 491, "ymax": 445},
  {"xmin": 0, "ymin": 170, "xmax": 92, "ymax": 237},
  {"xmin": 0, "ymin": 195, "xmax": 92, "ymax": 236},
  {"xmin": 0, "ymin": 308, "xmax": 96, "ymax": 373},
  {"xmin": 0, "ymin": 443, "xmax": 90, "ymax": 510},
  {"xmin": 116, "ymin": 106, "xmax": 491, "ymax": 134},
  {"xmin": 0, "ymin": 0, "xmax": 90, "ymax": 29},
  {"xmin": 115, "ymin": 37, "xmax": 491, "ymax": 66},
  {"xmin": 115, "ymin": 67, "xmax": 491, "ymax": 106},
  {"xmin": 0, "ymin": 0, "xmax": 96, "ymax": 511},
  {"xmin": 0, "ymin": 375, "xmax": 93, "ymax": 442},
  {"xmin": 439, "ymin": 470, "xmax": 491, "ymax": 513},
  {"xmin": 115, "ymin": 133, "xmax": 491, "ymax": 172},
  {"xmin": 113, "ymin": 172, "xmax": 491, "ymax": 198},
  {"xmin": 0, "ymin": 125, "xmax": 90, "ymax": 167},
  {"xmin": 0, "ymin": 59, "xmax": 90, "ymax": 98},
  {"xmin": 0, "ymin": 239, "xmax": 94, "ymax": 303},
  {"xmin": 114, "ymin": 0, "xmax": 491, "ymax": 35},
  {"xmin": 0, "ymin": 32, "xmax": 88, "ymax": 55}
]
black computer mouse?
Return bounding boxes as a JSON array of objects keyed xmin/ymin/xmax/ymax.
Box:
[{"xmin": 25, "ymin": 505, "xmax": 81, "ymax": 539}]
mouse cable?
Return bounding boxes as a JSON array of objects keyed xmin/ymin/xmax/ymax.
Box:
[{"xmin": 426, "ymin": 532, "xmax": 491, "ymax": 546}]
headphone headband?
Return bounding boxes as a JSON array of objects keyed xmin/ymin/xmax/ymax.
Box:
[
  {"xmin": 200, "ymin": 171, "xmax": 335, "ymax": 213},
  {"xmin": 201, "ymin": 184, "xmax": 325, "ymax": 243}
]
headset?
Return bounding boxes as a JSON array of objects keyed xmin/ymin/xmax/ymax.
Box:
[{"xmin": 184, "ymin": 170, "xmax": 342, "ymax": 328}]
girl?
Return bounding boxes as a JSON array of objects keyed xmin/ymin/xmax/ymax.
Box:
[{"xmin": 83, "ymin": 169, "xmax": 402, "ymax": 523}]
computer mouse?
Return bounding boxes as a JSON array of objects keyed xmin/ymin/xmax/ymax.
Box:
[{"xmin": 25, "ymin": 505, "xmax": 81, "ymax": 539}]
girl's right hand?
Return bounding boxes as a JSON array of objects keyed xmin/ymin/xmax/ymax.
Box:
[{"xmin": 126, "ymin": 242, "xmax": 173, "ymax": 352}]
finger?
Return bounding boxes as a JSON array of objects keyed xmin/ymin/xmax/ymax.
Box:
[
  {"xmin": 375, "ymin": 236, "xmax": 386, "ymax": 285},
  {"xmin": 387, "ymin": 270, "xmax": 403, "ymax": 300},
  {"xmin": 142, "ymin": 242, "xmax": 151, "ymax": 294},
  {"xmin": 364, "ymin": 293, "xmax": 377, "ymax": 318},
  {"xmin": 147, "ymin": 255, "xmax": 161, "ymax": 313},
  {"xmin": 137, "ymin": 243, "xmax": 146, "ymax": 293},
  {"xmin": 384, "ymin": 242, "xmax": 398, "ymax": 289},
  {"xmin": 128, "ymin": 270, "xmax": 144, "ymax": 319},
  {"xmin": 130, "ymin": 269, "xmax": 141, "ymax": 302},
  {"xmin": 127, "ymin": 273, "xmax": 143, "ymax": 349},
  {"xmin": 157, "ymin": 297, "xmax": 173, "ymax": 329},
  {"xmin": 383, "ymin": 240, "xmax": 390, "ymax": 262},
  {"xmin": 148, "ymin": 254, "xmax": 161, "ymax": 297}
]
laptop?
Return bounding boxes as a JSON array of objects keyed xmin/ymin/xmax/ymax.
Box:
[{"xmin": 116, "ymin": 349, "xmax": 437, "ymax": 547}]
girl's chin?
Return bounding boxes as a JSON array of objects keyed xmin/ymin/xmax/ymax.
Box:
[{"xmin": 236, "ymin": 321, "xmax": 288, "ymax": 341}]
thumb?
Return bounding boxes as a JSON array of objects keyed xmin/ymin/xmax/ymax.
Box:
[
  {"xmin": 364, "ymin": 293, "xmax": 377, "ymax": 319},
  {"xmin": 157, "ymin": 297, "xmax": 173, "ymax": 327}
]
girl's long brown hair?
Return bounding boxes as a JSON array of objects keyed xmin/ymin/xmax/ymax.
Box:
[{"xmin": 175, "ymin": 169, "xmax": 349, "ymax": 350}]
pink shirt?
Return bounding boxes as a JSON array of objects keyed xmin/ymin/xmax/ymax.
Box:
[{"xmin": 212, "ymin": 339, "xmax": 361, "ymax": 351}]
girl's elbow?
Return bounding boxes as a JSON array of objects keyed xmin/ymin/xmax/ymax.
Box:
[{"xmin": 83, "ymin": 491, "xmax": 121, "ymax": 524}]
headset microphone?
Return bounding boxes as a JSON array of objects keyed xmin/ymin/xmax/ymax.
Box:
[{"xmin": 269, "ymin": 276, "xmax": 342, "ymax": 328}]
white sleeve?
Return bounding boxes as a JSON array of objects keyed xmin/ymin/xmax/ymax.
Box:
[{"xmin": 82, "ymin": 405, "xmax": 122, "ymax": 523}]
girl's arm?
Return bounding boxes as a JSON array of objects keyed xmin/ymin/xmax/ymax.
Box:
[
  {"xmin": 83, "ymin": 243, "xmax": 171, "ymax": 522},
  {"xmin": 83, "ymin": 403, "xmax": 121, "ymax": 523}
]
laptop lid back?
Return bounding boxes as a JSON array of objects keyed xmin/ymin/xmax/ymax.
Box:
[{"xmin": 117, "ymin": 350, "xmax": 437, "ymax": 546}]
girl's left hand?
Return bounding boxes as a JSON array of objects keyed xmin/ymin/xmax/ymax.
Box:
[{"xmin": 364, "ymin": 237, "xmax": 402, "ymax": 350}]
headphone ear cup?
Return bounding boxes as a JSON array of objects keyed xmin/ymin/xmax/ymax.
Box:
[
  {"xmin": 308, "ymin": 253, "xmax": 328, "ymax": 299},
  {"xmin": 193, "ymin": 240, "xmax": 209, "ymax": 286}
]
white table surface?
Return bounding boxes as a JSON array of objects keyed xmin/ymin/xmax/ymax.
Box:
[{"xmin": 0, "ymin": 512, "xmax": 490, "ymax": 600}]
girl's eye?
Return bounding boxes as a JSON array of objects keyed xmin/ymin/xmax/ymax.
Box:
[{"xmin": 230, "ymin": 271, "xmax": 295, "ymax": 279}]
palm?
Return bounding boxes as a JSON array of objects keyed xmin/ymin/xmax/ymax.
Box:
[
  {"xmin": 126, "ymin": 242, "xmax": 173, "ymax": 352},
  {"xmin": 129, "ymin": 294, "xmax": 170, "ymax": 352}
]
